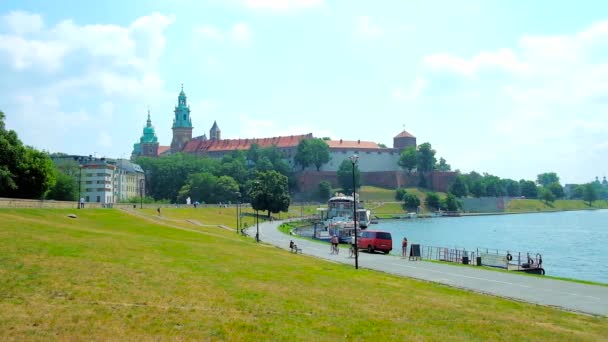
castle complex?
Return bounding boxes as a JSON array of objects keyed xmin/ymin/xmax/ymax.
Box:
[{"xmin": 131, "ymin": 87, "xmax": 456, "ymax": 191}]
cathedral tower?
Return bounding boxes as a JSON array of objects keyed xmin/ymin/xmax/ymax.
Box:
[
  {"xmin": 170, "ymin": 85, "xmax": 193, "ymax": 153},
  {"xmin": 210, "ymin": 121, "xmax": 221, "ymax": 141},
  {"xmin": 132, "ymin": 110, "xmax": 159, "ymax": 157}
]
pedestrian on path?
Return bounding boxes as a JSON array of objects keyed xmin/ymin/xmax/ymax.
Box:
[
  {"xmin": 157, "ymin": 207, "xmax": 161, "ymax": 216},
  {"xmin": 402, "ymin": 237, "xmax": 408, "ymax": 258}
]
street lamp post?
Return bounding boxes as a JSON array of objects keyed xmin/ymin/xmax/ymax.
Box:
[
  {"xmin": 350, "ymin": 154, "xmax": 359, "ymax": 269},
  {"xmin": 255, "ymin": 210, "xmax": 260, "ymax": 242},
  {"xmin": 78, "ymin": 165, "xmax": 82, "ymax": 209},
  {"xmin": 235, "ymin": 192, "xmax": 241, "ymax": 234},
  {"xmin": 140, "ymin": 178, "xmax": 144, "ymax": 209}
]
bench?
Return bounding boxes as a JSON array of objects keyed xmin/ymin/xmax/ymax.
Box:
[{"xmin": 291, "ymin": 245, "xmax": 302, "ymax": 254}]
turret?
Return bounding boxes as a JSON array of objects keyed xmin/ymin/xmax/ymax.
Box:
[
  {"xmin": 210, "ymin": 121, "xmax": 221, "ymax": 141},
  {"xmin": 170, "ymin": 84, "xmax": 194, "ymax": 152}
]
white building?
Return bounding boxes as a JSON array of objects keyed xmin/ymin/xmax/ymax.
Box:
[
  {"xmin": 82, "ymin": 160, "xmax": 116, "ymax": 205},
  {"xmin": 112, "ymin": 159, "xmax": 145, "ymax": 202}
]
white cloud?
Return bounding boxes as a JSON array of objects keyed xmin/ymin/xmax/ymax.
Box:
[
  {"xmin": 3, "ymin": 10, "xmax": 43, "ymax": 35},
  {"xmin": 194, "ymin": 22, "xmax": 251, "ymax": 45},
  {"xmin": 392, "ymin": 76, "xmax": 428, "ymax": 101},
  {"xmin": 237, "ymin": 114, "xmax": 332, "ymax": 139},
  {"xmin": 231, "ymin": 22, "xmax": 251, "ymax": 43},
  {"xmin": 243, "ymin": 0, "xmax": 324, "ymax": 11},
  {"xmin": 420, "ymin": 20, "xmax": 608, "ymax": 182},
  {"xmin": 355, "ymin": 16, "xmax": 383, "ymax": 39},
  {"xmin": 0, "ymin": 11, "xmax": 175, "ymax": 155},
  {"xmin": 195, "ymin": 25, "xmax": 224, "ymax": 40}
]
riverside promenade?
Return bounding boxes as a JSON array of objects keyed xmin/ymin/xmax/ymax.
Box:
[{"xmin": 250, "ymin": 220, "xmax": 608, "ymax": 316}]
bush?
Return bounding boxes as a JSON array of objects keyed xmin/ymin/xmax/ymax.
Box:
[
  {"xmin": 395, "ymin": 188, "xmax": 407, "ymax": 201},
  {"xmin": 402, "ymin": 193, "xmax": 420, "ymax": 212}
]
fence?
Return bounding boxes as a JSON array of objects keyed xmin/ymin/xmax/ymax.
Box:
[{"xmin": 419, "ymin": 245, "xmax": 543, "ymax": 270}]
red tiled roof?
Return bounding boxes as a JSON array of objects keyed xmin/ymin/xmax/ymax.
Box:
[
  {"xmin": 394, "ymin": 130, "xmax": 415, "ymax": 138},
  {"xmin": 158, "ymin": 146, "xmax": 170, "ymax": 155},
  {"xmin": 182, "ymin": 133, "xmax": 313, "ymax": 153},
  {"xmin": 326, "ymin": 140, "xmax": 380, "ymax": 149}
]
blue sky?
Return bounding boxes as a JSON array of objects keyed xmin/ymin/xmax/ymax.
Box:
[{"xmin": 1, "ymin": 0, "xmax": 607, "ymax": 184}]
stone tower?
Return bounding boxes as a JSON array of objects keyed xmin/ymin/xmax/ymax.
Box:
[
  {"xmin": 170, "ymin": 85, "xmax": 193, "ymax": 153},
  {"xmin": 210, "ymin": 121, "xmax": 221, "ymax": 141},
  {"xmin": 132, "ymin": 110, "xmax": 159, "ymax": 157},
  {"xmin": 393, "ymin": 129, "xmax": 417, "ymax": 150}
]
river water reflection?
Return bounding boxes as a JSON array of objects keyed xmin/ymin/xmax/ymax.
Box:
[{"xmin": 372, "ymin": 210, "xmax": 608, "ymax": 284}]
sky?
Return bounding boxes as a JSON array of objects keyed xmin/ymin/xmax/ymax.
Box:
[{"xmin": 0, "ymin": 0, "xmax": 607, "ymax": 184}]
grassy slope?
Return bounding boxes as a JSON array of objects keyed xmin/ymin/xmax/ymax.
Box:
[
  {"xmin": 0, "ymin": 209, "xmax": 606, "ymax": 340},
  {"xmin": 507, "ymin": 199, "xmax": 608, "ymax": 212},
  {"xmin": 363, "ymin": 187, "xmax": 447, "ymax": 217}
]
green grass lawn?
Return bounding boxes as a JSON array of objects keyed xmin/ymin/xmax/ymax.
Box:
[
  {"xmin": 0, "ymin": 209, "xmax": 606, "ymax": 340},
  {"xmin": 507, "ymin": 199, "xmax": 608, "ymax": 212}
]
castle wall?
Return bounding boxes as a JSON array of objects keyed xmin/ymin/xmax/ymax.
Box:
[
  {"xmin": 296, "ymin": 170, "xmax": 457, "ymax": 193},
  {"xmin": 309, "ymin": 149, "xmax": 401, "ymax": 172}
]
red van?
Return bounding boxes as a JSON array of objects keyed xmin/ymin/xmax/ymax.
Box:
[{"xmin": 357, "ymin": 230, "xmax": 392, "ymax": 254}]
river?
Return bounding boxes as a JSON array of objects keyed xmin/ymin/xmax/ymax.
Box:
[{"xmin": 370, "ymin": 210, "xmax": 608, "ymax": 284}]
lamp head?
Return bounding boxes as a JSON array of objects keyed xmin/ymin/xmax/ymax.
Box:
[{"xmin": 349, "ymin": 154, "xmax": 359, "ymax": 164}]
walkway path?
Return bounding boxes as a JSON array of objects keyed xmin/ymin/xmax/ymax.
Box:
[{"xmin": 249, "ymin": 220, "xmax": 608, "ymax": 316}]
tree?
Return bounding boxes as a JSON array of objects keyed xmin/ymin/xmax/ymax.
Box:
[
  {"xmin": 425, "ymin": 192, "xmax": 441, "ymax": 211},
  {"xmin": 436, "ymin": 157, "xmax": 451, "ymax": 171},
  {"xmin": 398, "ymin": 146, "xmax": 417, "ymax": 173},
  {"xmin": 46, "ymin": 168, "xmax": 77, "ymax": 201},
  {"xmin": 583, "ymin": 183, "xmax": 598, "ymax": 205},
  {"xmin": 483, "ymin": 175, "xmax": 505, "ymax": 197},
  {"xmin": 537, "ymin": 172, "xmax": 560, "ymax": 187},
  {"xmin": 443, "ymin": 193, "xmax": 460, "ymax": 211},
  {"xmin": 571, "ymin": 185, "xmax": 584, "ymax": 199},
  {"xmin": 547, "ymin": 182, "xmax": 564, "ymax": 199},
  {"xmin": 449, "ymin": 175, "xmax": 468, "ymax": 198},
  {"xmin": 520, "ymin": 180, "xmax": 538, "ymax": 199},
  {"xmin": 502, "ymin": 179, "xmax": 521, "ymax": 197},
  {"xmin": 469, "ymin": 180, "xmax": 485, "ymax": 198},
  {"xmin": 395, "ymin": 187, "xmax": 407, "ymax": 201},
  {"xmin": 539, "ymin": 187, "xmax": 555, "ymax": 204},
  {"xmin": 0, "ymin": 111, "xmax": 55, "ymax": 199},
  {"xmin": 294, "ymin": 139, "xmax": 313, "ymax": 170},
  {"xmin": 214, "ymin": 176, "xmax": 239, "ymax": 203},
  {"xmin": 318, "ymin": 181, "xmax": 331, "ymax": 201},
  {"xmin": 308, "ymin": 138, "xmax": 330, "ymax": 171},
  {"xmin": 416, "ymin": 142, "xmax": 436, "ymax": 172},
  {"xmin": 402, "ymin": 193, "xmax": 420, "ymax": 212},
  {"xmin": 178, "ymin": 172, "xmax": 217, "ymax": 204},
  {"xmin": 337, "ymin": 159, "xmax": 361, "ymax": 194},
  {"xmin": 250, "ymin": 170, "xmax": 290, "ymax": 217}
]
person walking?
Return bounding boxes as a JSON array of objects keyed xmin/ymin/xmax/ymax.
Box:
[
  {"xmin": 157, "ymin": 207, "xmax": 161, "ymax": 216},
  {"xmin": 330, "ymin": 235, "xmax": 339, "ymax": 254},
  {"xmin": 402, "ymin": 237, "xmax": 408, "ymax": 258}
]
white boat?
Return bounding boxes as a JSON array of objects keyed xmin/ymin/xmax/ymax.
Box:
[{"xmin": 317, "ymin": 194, "xmax": 368, "ymax": 242}]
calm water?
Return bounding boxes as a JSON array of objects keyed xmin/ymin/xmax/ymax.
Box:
[{"xmin": 374, "ymin": 210, "xmax": 608, "ymax": 284}]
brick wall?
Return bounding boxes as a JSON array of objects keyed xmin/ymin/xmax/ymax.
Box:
[{"xmin": 296, "ymin": 171, "xmax": 457, "ymax": 193}]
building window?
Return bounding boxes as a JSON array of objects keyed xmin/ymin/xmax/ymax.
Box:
[
  {"xmin": 96, "ymin": 196, "xmax": 101, "ymax": 202},
  {"xmin": 85, "ymin": 196, "xmax": 90, "ymax": 202}
]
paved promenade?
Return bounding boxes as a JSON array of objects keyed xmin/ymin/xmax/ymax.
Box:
[{"xmin": 249, "ymin": 220, "xmax": 608, "ymax": 316}]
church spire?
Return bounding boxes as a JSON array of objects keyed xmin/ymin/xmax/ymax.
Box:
[{"xmin": 146, "ymin": 108, "xmax": 152, "ymax": 127}]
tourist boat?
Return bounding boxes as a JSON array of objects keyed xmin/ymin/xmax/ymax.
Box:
[{"xmin": 316, "ymin": 194, "xmax": 369, "ymax": 242}]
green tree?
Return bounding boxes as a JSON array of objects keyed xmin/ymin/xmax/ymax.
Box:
[
  {"xmin": 0, "ymin": 110, "xmax": 56, "ymax": 199},
  {"xmin": 537, "ymin": 172, "xmax": 560, "ymax": 187},
  {"xmin": 395, "ymin": 187, "xmax": 407, "ymax": 201},
  {"xmin": 46, "ymin": 168, "xmax": 77, "ymax": 201},
  {"xmin": 214, "ymin": 176, "xmax": 240, "ymax": 203},
  {"xmin": 469, "ymin": 180, "xmax": 485, "ymax": 198},
  {"xmin": 483, "ymin": 175, "xmax": 505, "ymax": 197},
  {"xmin": 318, "ymin": 180, "xmax": 331, "ymax": 201},
  {"xmin": 295, "ymin": 138, "xmax": 330, "ymax": 171},
  {"xmin": 402, "ymin": 193, "xmax": 420, "ymax": 212},
  {"xmin": 520, "ymin": 180, "xmax": 538, "ymax": 199},
  {"xmin": 250, "ymin": 170, "xmax": 291, "ymax": 217},
  {"xmin": 547, "ymin": 182, "xmax": 564, "ymax": 199},
  {"xmin": 436, "ymin": 157, "xmax": 451, "ymax": 171},
  {"xmin": 449, "ymin": 175, "xmax": 468, "ymax": 198},
  {"xmin": 443, "ymin": 193, "xmax": 460, "ymax": 211},
  {"xmin": 571, "ymin": 185, "xmax": 584, "ymax": 199},
  {"xmin": 539, "ymin": 187, "xmax": 555, "ymax": 204},
  {"xmin": 178, "ymin": 172, "xmax": 217, "ymax": 204},
  {"xmin": 398, "ymin": 146, "xmax": 417, "ymax": 173},
  {"xmin": 583, "ymin": 183, "xmax": 598, "ymax": 205},
  {"xmin": 337, "ymin": 159, "xmax": 361, "ymax": 194},
  {"xmin": 425, "ymin": 192, "xmax": 441, "ymax": 211},
  {"xmin": 416, "ymin": 142, "xmax": 436, "ymax": 172},
  {"xmin": 502, "ymin": 179, "xmax": 521, "ymax": 197}
]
